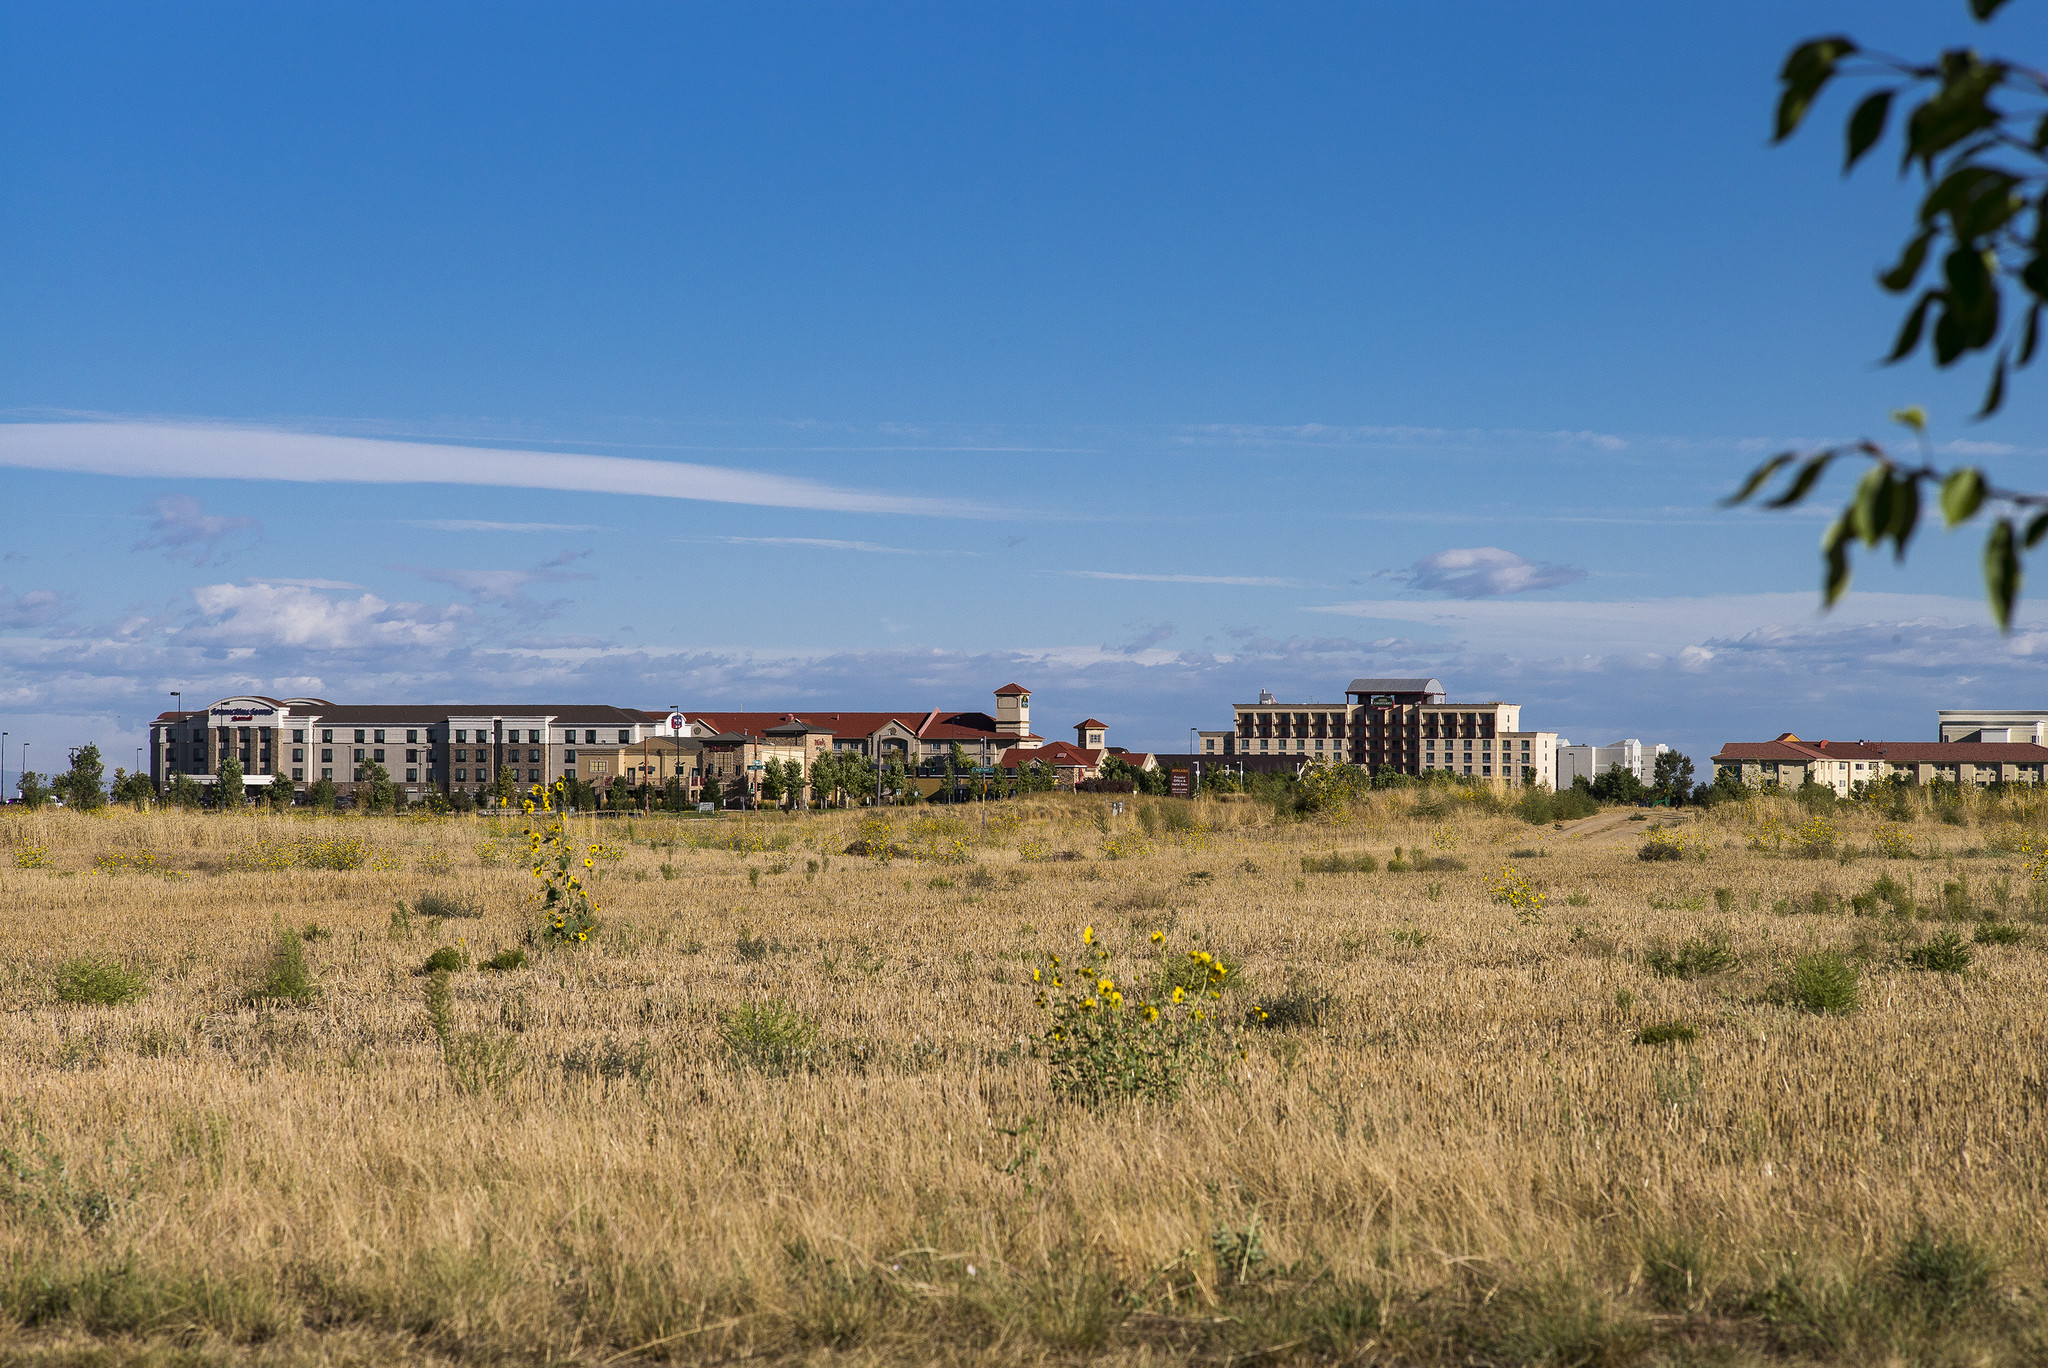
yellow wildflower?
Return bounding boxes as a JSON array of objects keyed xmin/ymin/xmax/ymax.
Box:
[
  {"xmin": 1143, "ymin": 1004, "xmax": 1159, "ymax": 1022},
  {"xmin": 1150, "ymin": 930, "xmax": 1164, "ymax": 944},
  {"xmin": 1031, "ymin": 968, "xmax": 1041, "ymax": 983},
  {"xmin": 1097, "ymin": 977, "xmax": 1114, "ymax": 994},
  {"xmin": 1082, "ymin": 925, "xmax": 1094, "ymax": 945},
  {"xmin": 1171, "ymin": 986, "xmax": 1186, "ymax": 1004}
]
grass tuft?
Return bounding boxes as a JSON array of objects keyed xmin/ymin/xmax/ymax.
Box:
[
  {"xmin": 1643, "ymin": 931, "xmax": 1737, "ymax": 979},
  {"xmin": 54, "ymin": 955, "xmax": 147, "ymax": 1006},
  {"xmin": 481, "ymin": 947, "xmax": 528, "ymax": 971},
  {"xmin": 1634, "ymin": 1020, "xmax": 1697, "ymax": 1046}
]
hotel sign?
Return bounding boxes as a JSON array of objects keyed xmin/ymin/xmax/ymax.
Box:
[{"xmin": 1370, "ymin": 694, "xmax": 1394, "ymax": 706}]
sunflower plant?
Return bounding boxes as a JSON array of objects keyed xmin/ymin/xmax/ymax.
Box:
[
  {"xmin": 1030, "ymin": 925, "xmax": 1229, "ymax": 1105},
  {"xmin": 522, "ymin": 781, "xmax": 601, "ymax": 945}
]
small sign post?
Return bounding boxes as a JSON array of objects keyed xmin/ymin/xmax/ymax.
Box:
[{"xmin": 1170, "ymin": 767, "xmax": 1190, "ymax": 798}]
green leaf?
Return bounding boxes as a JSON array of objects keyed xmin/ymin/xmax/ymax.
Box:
[
  {"xmin": 1984, "ymin": 517, "xmax": 2020, "ymax": 631},
  {"xmin": 1845, "ymin": 89, "xmax": 1894, "ymax": 170},
  {"xmin": 1879, "ymin": 229, "xmax": 1934, "ymax": 293},
  {"xmin": 1942, "ymin": 467, "xmax": 1986, "ymax": 526},
  {"xmin": 1823, "ymin": 517, "xmax": 1854, "ymax": 606},
  {"xmin": 1887, "ymin": 293, "xmax": 1935, "ymax": 362},
  {"xmin": 1776, "ymin": 37, "xmax": 1857, "ymax": 142},
  {"xmin": 1975, "ymin": 349, "xmax": 2009, "ymax": 419},
  {"xmin": 1851, "ymin": 465, "xmax": 1892, "ymax": 546},
  {"xmin": 1767, "ymin": 454, "xmax": 1835, "ymax": 509},
  {"xmin": 2025, "ymin": 510, "xmax": 2048, "ymax": 549},
  {"xmin": 1724, "ymin": 451, "xmax": 1796, "ymax": 506},
  {"xmin": 1890, "ymin": 405, "xmax": 1927, "ymax": 433},
  {"xmin": 1888, "ymin": 471, "xmax": 1922, "ymax": 560}
]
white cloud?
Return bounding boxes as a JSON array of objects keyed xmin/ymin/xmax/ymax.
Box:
[
  {"xmin": 409, "ymin": 519, "xmax": 602, "ymax": 533},
  {"xmin": 0, "ymin": 586, "xmax": 69, "ymax": 628},
  {"xmin": 1067, "ymin": 571, "xmax": 1301, "ymax": 587},
  {"xmin": 717, "ymin": 536, "xmax": 921, "ymax": 554},
  {"xmin": 133, "ymin": 494, "xmax": 259, "ymax": 565},
  {"xmin": 186, "ymin": 582, "xmax": 466, "ymax": 649},
  {"xmin": 250, "ymin": 577, "xmax": 366, "ymax": 590},
  {"xmin": 0, "ymin": 422, "xmax": 993, "ymax": 518},
  {"xmin": 399, "ymin": 551, "xmax": 594, "ymax": 611},
  {"xmin": 1390, "ymin": 546, "xmax": 1586, "ymax": 598}
]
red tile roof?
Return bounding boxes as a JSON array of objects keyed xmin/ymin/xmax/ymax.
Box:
[
  {"xmin": 1714, "ymin": 736, "xmax": 2048, "ymax": 765},
  {"xmin": 993, "ymin": 682, "xmax": 1031, "ymax": 696},
  {"xmin": 1075, "ymin": 719, "xmax": 1108, "ymax": 730}
]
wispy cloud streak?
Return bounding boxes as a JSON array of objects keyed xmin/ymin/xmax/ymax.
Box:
[{"xmin": 0, "ymin": 422, "xmax": 993, "ymax": 518}]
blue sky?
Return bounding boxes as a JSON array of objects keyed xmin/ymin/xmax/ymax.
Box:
[{"xmin": 5, "ymin": 0, "xmax": 2048, "ymax": 778}]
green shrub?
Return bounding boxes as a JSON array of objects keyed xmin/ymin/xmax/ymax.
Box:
[
  {"xmin": 1714, "ymin": 887, "xmax": 1735, "ymax": 912},
  {"xmin": 54, "ymin": 956, "xmax": 147, "ymax": 1007},
  {"xmin": 1635, "ymin": 1020, "xmax": 1697, "ymax": 1046},
  {"xmin": 1299, "ymin": 852, "xmax": 1377, "ymax": 873},
  {"xmin": 1154, "ymin": 948, "xmax": 1242, "ymax": 999},
  {"xmin": 481, "ymin": 947, "xmax": 528, "ymax": 971},
  {"xmin": 1643, "ymin": 932, "xmax": 1737, "ymax": 979},
  {"xmin": 1782, "ymin": 949, "xmax": 1858, "ymax": 1015},
  {"xmin": 1905, "ymin": 930, "xmax": 1973, "ymax": 973},
  {"xmin": 1974, "ymin": 922, "xmax": 2025, "ymax": 945},
  {"xmin": 414, "ymin": 945, "xmax": 467, "ymax": 976},
  {"xmin": 410, "ymin": 890, "xmax": 481, "ymax": 918},
  {"xmin": 1638, "ymin": 842, "xmax": 1684, "ymax": 862},
  {"xmin": 252, "ymin": 928, "xmax": 318, "ymax": 1004},
  {"xmin": 719, "ymin": 1000, "xmax": 819, "ymax": 1074},
  {"xmin": 1508, "ymin": 847, "xmax": 1548, "ymax": 859},
  {"xmin": 1889, "ymin": 1226, "xmax": 1997, "ymax": 1322},
  {"xmin": 1642, "ymin": 1232, "xmax": 1712, "ymax": 1311},
  {"xmin": 1246, "ymin": 983, "xmax": 1331, "ymax": 1030}
]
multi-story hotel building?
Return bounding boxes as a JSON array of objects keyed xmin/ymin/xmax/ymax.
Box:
[
  {"xmin": 152, "ymin": 697, "xmax": 659, "ymax": 804},
  {"xmin": 151, "ymin": 683, "xmax": 1050, "ymax": 806},
  {"xmin": 1201, "ymin": 676, "xmax": 1558, "ymax": 785}
]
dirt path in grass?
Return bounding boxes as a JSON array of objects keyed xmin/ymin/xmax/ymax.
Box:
[{"xmin": 1552, "ymin": 807, "xmax": 1705, "ymax": 849}]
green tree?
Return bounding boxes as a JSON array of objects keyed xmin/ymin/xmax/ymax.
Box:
[
  {"xmin": 355, "ymin": 758, "xmax": 395, "ymax": 813},
  {"xmin": 170, "ymin": 772, "xmax": 205, "ymax": 809},
  {"xmin": 218, "ymin": 757, "xmax": 245, "ymax": 809},
  {"xmin": 267, "ymin": 775, "xmax": 294, "ymax": 810},
  {"xmin": 1738, "ymin": 2, "xmax": 2048, "ymax": 627},
  {"xmin": 1589, "ymin": 763, "xmax": 1647, "ymax": 806},
  {"xmin": 109, "ymin": 767, "xmax": 156, "ymax": 808},
  {"xmin": 492, "ymin": 763, "xmax": 520, "ymax": 808},
  {"xmin": 59, "ymin": 743, "xmax": 106, "ymax": 810},
  {"xmin": 701, "ymin": 773, "xmax": 723, "ymax": 808},
  {"xmin": 1653, "ymin": 751, "xmax": 1697, "ymax": 806},
  {"xmin": 17, "ymin": 770, "xmax": 51, "ymax": 809},
  {"xmin": 306, "ymin": 775, "xmax": 337, "ymax": 811},
  {"xmin": 759, "ymin": 758, "xmax": 786, "ymax": 807}
]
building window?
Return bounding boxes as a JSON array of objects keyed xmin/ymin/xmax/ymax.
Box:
[
  {"xmin": 292, "ymin": 748, "xmax": 304, "ymax": 762},
  {"xmin": 291, "ymin": 767, "xmax": 303, "ymax": 781},
  {"xmin": 372, "ymin": 730, "xmax": 384, "ymax": 743},
  {"xmin": 406, "ymin": 769, "xmax": 418, "ymax": 782},
  {"xmin": 353, "ymin": 730, "xmax": 365, "ymax": 743},
  {"xmin": 321, "ymin": 729, "xmax": 332, "ymax": 743},
  {"xmin": 372, "ymin": 749, "xmax": 385, "ymax": 763},
  {"xmin": 321, "ymin": 767, "xmax": 332, "ymax": 780},
  {"xmin": 617, "ymin": 729, "xmax": 630, "ymax": 743},
  {"xmin": 321, "ymin": 748, "xmax": 332, "ymax": 763},
  {"xmin": 352, "ymin": 748, "xmax": 364, "ymax": 762},
  {"xmin": 564, "ymin": 750, "xmax": 578, "ymax": 763},
  {"xmin": 404, "ymin": 730, "xmax": 416, "ymax": 743},
  {"xmin": 405, "ymin": 749, "xmax": 417, "ymax": 763},
  {"xmin": 527, "ymin": 729, "xmax": 540, "ymax": 743},
  {"xmin": 527, "ymin": 748, "xmax": 541, "ymax": 763},
  {"xmin": 528, "ymin": 768, "xmax": 540, "ymax": 782},
  {"xmin": 455, "ymin": 768, "xmax": 468, "ymax": 782},
  {"xmin": 291, "ymin": 729, "xmax": 303, "ymax": 743}
]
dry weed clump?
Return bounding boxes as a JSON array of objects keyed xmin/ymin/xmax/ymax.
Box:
[{"xmin": 0, "ymin": 792, "xmax": 2043, "ymax": 1364}]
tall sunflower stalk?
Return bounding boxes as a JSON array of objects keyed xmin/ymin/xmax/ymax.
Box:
[{"xmin": 524, "ymin": 781, "xmax": 600, "ymax": 944}]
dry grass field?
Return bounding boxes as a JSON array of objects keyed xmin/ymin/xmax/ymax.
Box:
[{"xmin": 1, "ymin": 788, "xmax": 2044, "ymax": 1366}]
